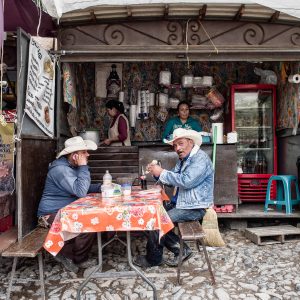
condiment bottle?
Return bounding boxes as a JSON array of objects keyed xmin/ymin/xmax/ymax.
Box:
[
  {"xmin": 103, "ymin": 170, "xmax": 112, "ymax": 186},
  {"xmin": 140, "ymin": 175, "xmax": 147, "ymax": 190},
  {"xmin": 140, "ymin": 166, "xmax": 147, "ymax": 190}
]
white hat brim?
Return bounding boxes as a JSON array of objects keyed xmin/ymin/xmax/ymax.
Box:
[
  {"xmin": 163, "ymin": 132, "xmax": 202, "ymax": 146},
  {"xmin": 56, "ymin": 140, "xmax": 97, "ymax": 159}
]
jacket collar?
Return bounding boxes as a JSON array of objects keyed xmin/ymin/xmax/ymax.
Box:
[{"xmin": 189, "ymin": 144, "xmax": 200, "ymax": 158}]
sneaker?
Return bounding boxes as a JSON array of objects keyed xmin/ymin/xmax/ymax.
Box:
[
  {"xmin": 133, "ymin": 255, "xmax": 163, "ymax": 268},
  {"xmin": 164, "ymin": 247, "xmax": 193, "ymax": 267},
  {"xmin": 54, "ymin": 253, "xmax": 79, "ymax": 273}
]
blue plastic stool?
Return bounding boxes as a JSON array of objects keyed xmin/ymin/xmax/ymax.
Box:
[{"xmin": 264, "ymin": 175, "xmax": 300, "ymax": 214}]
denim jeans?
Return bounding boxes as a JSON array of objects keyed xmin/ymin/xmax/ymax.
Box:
[{"xmin": 146, "ymin": 202, "xmax": 206, "ymax": 266}]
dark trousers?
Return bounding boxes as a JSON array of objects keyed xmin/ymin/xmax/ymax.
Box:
[
  {"xmin": 47, "ymin": 213, "xmax": 96, "ymax": 264},
  {"xmin": 146, "ymin": 203, "xmax": 205, "ymax": 266}
]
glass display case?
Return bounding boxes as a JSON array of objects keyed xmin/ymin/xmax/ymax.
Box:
[{"xmin": 231, "ymin": 84, "xmax": 277, "ymax": 202}]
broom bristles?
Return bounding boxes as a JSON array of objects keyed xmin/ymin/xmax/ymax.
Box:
[{"xmin": 202, "ymin": 208, "xmax": 225, "ymax": 247}]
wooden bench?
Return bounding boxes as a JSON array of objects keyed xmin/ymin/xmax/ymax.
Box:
[
  {"xmin": 2, "ymin": 227, "xmax": 48, "ymax": 300},
  {"xmin": 177, "ymin": 221, "xmax": 216, "ymax": 285}
]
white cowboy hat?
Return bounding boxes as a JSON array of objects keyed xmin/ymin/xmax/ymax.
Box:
[
  {"xmin": 163, "ymin": 128, "xmax": 202, "ymax": 146},
  {"xmin": 56, "ymin": 136, "xmax": 97, "ymax": 158}
]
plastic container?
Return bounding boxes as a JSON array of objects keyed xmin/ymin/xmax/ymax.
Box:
[
  {"xmin": 101, "ymin": 183, "xmax": 122, "ymax": 198},
  {"xmin": 159, "ymin": 70, "xmax": 171, "ymax": 86},
  {"xmin": 296, "ymin": 156, "xmax": 300, "ymax": 187},
  {"xmin": 158, "ymin": 93, "xmax": 169, "ymax": 107},
  {"xmin": 121, "ymin": 183, "xmax": 132, "ymax": 196},
  {"xmin": 103, "ymin": 170, "xmax": 112, "ymax": 185},
  {"xmin": 202, "ymin": 76, "xmax": 213, "ymax": 86},
  {"xmin": 101, "ymin": 185, "xmax": 115, "ymax": 197},
  {"xmin": 181, "ymin": 75, "xmax": 194, "ymax": 88}
]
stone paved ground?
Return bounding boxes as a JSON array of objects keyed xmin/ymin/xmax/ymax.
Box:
[{"xmin": 1, "ymin": 228, "xmax": 300, "ymax": 300}]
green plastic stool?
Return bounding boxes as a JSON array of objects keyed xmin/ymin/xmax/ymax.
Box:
[{"xmin": 264, "ymin": 175, "xmax": 300, "ymax": 214}]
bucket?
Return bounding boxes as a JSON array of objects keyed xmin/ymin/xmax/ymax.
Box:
[{"xmin": 78, "ymin": 130, "xmax": 100, "ymax": 145}]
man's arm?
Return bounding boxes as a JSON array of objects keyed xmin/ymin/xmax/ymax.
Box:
[
  {"xmin": 159, "ymin": 154, "xmax": 211, "ymax": 189},
  {"xmin": 52, "ymin": 165, "xmax": 92, "ymax": 198},
  {"xmin": 88, "ymin": 183, "xmax": 101, "ymax": 193}
]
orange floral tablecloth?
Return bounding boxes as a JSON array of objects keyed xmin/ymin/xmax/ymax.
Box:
[{"xmin": 44, "ymin": 187, "xmax": 174, "ymax": 256}]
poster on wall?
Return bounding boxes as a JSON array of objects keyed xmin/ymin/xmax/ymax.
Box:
[
  {"xmin": 25, "ymin": 37, "xmax": 55, "ymax": 138},
  {"xmin": 0, "ymin": 110, "xmax": 16, "ymax": 193}
]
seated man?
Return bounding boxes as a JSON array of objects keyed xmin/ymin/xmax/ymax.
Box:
[
  {"xmin": 37, "ymin": 136, "xmax": 101, "ymax": 273},
  {"xmin": 134, "ymin": 128, "xmax": 214, "ymax": 267}
]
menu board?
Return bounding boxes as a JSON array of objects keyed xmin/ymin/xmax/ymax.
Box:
[{"xmin": 25, "ymin": 38, "xmax": 55, "ymax": 138}]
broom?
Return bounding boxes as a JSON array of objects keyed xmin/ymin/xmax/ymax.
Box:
[{"xmin": 202, "ymin": 125, "xmax": 226, "ymax": 247}]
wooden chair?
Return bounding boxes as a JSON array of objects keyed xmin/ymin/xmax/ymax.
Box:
[
  {"xmin": 2, "ymin": 227, "xmax": 48, "ymax": 300},
  {"xmin": 177, "ymin": 221, "xmax": 216, "ymax": 285}
]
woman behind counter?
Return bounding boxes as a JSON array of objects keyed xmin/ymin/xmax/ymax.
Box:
[
  {"xmin": 103, "ymin": 100, "xmax": 131, "ymax": 146},
  {"xmin": 162, "ymin": 101, "xmax": 202, "ymax": 140}
]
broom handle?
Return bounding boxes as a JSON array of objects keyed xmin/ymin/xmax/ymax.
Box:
[{"xmin": 212, "ymin": 125, "xmax": 217, "ymax": 170}]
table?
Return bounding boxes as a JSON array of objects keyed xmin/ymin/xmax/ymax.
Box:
[{"xmin": 44, "ymin": 186, "xmax": 174, "ymax": 300}]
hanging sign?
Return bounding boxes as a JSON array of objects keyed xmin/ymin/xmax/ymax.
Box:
[
  {"xmin": 0, "ymin": 110, "xmax": 16, "ymax": 193},
  {"xmin": 25, "ymin": 38, "xmax": 55, "ymax": 138}
]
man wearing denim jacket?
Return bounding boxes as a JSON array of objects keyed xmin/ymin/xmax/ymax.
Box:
[{"xmin": 133, "ymin": 128, "xmax": 214, "ymax": 267}]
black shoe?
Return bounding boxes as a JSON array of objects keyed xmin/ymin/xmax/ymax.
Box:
[
  {"xmin": 133, "ymin": 255, "xmax": 163, "ymax": 268},
  {"xmin": 164, "ymin": 248, "xmax": 193, "ymax": 267},
  {"xmin": 54, "ymin": 253, "xmax": 79, "ymax": 273}
]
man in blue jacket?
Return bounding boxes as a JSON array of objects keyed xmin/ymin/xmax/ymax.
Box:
[
  {"xmin": 134, "ymin": 128, "xmax": 214, "ymax": 267},
  {"xmin": 37, "ymin": 136, "xmax": 101, "ymax": 273}
]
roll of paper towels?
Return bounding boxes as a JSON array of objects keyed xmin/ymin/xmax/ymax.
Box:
[
  {"xmin": 227, "ymin": 131, "xmax": 238, "ymax": 143},
  {"xmin": 129, "ymin": 105, "xmax": 137, "ymax": 127},
  {"xmin": 288, "ymin": 74, "xmax": 300, "ymax": 83},
  {"xmin": 212, "ymin": 123, "xmax": 224, "ymax": 144},
  {"xmin": 118, "ymin": 91, "xmax": 125, "ymax": 102},
  {"xmin": 149, "ymin": 93, "xmax": 155, "ymax": 106}
]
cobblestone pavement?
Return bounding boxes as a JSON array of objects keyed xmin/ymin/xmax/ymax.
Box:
[{"xmin": 1, "ymin": 228, "xmax": 300, "ymax": 300}]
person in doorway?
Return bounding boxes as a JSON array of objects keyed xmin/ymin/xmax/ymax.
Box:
[
  {"xmin": 103, "ymin": 100, "xmax": 131, "ymax": 146},
  {"xmin": 37, "ymin": 136, "xmax": 101, "ymax": 273},
  {"xmin": 162, "ymin": 101, "xmax": 202, "ymax": 141},
  {"xmin": 133, "ymin": 128, "xmax": 214, "ymax": 267}
]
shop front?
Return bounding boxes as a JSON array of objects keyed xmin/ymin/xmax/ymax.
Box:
[
  {"xmin": 54, "ymin": 13, "xmax": 300, "ymax": 205},
  {"xmin": 13, "ymin": 3, "xmax": 300, "ymax": 237}
]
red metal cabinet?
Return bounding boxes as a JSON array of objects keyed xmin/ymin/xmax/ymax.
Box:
[{"xmin": 231, "ymin": 84, "xmax": 277, "ymax": 202}]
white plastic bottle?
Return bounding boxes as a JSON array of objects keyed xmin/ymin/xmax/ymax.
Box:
[{"xmin": 103, "ymin": 170, "xmax": 112, "ymax": 186}]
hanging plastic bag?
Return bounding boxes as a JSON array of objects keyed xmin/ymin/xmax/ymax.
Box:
[
  {"xmin": 206, "ymin": 87, "xmax": 225, "ymax": 108},
  {"xmin": 254, "ymin": 67, "xmax": 277, "ymax": 85}
]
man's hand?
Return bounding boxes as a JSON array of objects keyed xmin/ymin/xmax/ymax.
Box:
[
  {"xmin": 147, "ymin": 163, "xmax": 163, "ymax": 177},
  {"xmin": 74, "ymin": 153, "xmax": 88, "ymax": 166}
]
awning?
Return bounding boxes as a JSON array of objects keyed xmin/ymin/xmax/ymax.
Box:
[{"xmin": 37, "ymin": 0, "xmax": 300, "ymax": 24}]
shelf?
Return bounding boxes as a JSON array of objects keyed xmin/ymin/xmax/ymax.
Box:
[
  {"xmin": 190, "ymin": 106, "xmax": 216, "ymax": 110},
  {"xmin": 237, "ymin": 148, "xmax": 272, "ymax": 151},
  {"xmin": 164, "ymin": 84, "xmax": 212, "ymax": 89},
  {"xmin": 235, "ymin": 107, "xmax": 271, "ymax": 110},
  {"xmin": 236, "ymin": 126, "xmax": 272, "ymax": 129}
]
